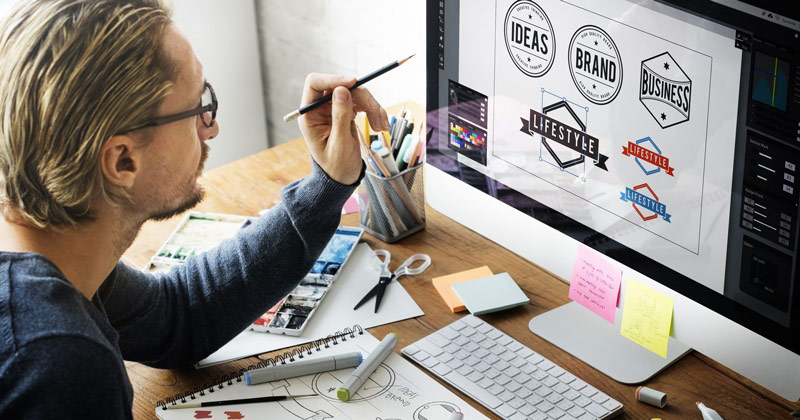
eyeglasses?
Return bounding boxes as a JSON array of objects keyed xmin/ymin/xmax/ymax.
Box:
[{"xmin": 118, "ymin": 80, "xmax": 217, "ymax": 134}]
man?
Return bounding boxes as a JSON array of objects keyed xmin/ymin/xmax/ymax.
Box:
[{"xmin": 0, "ymin": 0, "xmax": 390, "ymax": 418}]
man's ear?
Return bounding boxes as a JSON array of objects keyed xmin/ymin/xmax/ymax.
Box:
[{"xmin": 100, "ymin": 135, "xmax": 142, "ymax": 189}]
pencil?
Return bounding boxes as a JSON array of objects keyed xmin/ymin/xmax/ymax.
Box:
[
  {"xmin": 163, "ymin": 393, "xmax": 318, "ymax": 410},
  {"xmin": 283, "ymin": 54, "xmax": 415, "ymax": 122}
]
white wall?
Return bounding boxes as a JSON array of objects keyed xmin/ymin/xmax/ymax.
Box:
[
  {"xmin": 172, "ymin": 0, "xmax": 268, "ymax": 170},
  {"xmin": 256, "ymin": 0, "xmax": 426, "ymax": 145},
  {"xmin": 0, "ymin": 0, "xmax": 268, "ymax": 171}
]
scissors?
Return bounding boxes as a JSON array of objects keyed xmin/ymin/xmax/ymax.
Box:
[{"xmin": 354, "ymin": 249, "xmax": 431, "ymax": 313}]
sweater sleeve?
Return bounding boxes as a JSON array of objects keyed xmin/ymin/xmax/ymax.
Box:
[
  {"xmin": 101, "ymin": 161, "xmax": 362, "ymax": 368},
  {"xmin": 0, "ymin": 336, "xmax": 132, "ymax": 419}
]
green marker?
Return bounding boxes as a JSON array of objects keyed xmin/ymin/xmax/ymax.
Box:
[{"xmin": 337, "ymin": 333, "xmax": 398, "ymax": 402}]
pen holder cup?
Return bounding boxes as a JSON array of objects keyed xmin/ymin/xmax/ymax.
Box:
[{"xmin": 357, "ymin": 165, "xmax": 425, "ymax": 243}]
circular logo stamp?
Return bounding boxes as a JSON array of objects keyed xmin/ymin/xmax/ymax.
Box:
[
  {"xmin": 504, "ymin": 0, "xmax": 555, "ymax": 78},
  {"xmin": 568, "ymin": 25, "xmax": 622, "ymax": 105}
]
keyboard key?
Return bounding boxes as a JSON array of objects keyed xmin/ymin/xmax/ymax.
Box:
[
  {"xmin": 439, "ymin": 326, "xmax": 459, "ymax": 340},
  {"xmin": 472, "ymin": 333, "xmax": 487, "ymax": 344},
  {"xmin": 557, "ymin": 398, "xmax": 575, "ymax": 412},
  {"xmin": 535, "ymin": 386, "xmax": 553, "ymax": 398},
  {"xmin": 538, "ymin": 360, "xmax": 554, "ymax": 371},
  {"xmin": 559, "ymin": 372, "xmax": 577, "ymax": 384},
  {"xmin": 456, "ymin": 365, "xmax": 473, "ymax": 376},
  {"xmin": 603, "ymin": 398, "xmax": 622, "ymax": 412},
  {"xmin": 474, "ymin": 361, "xmax": 490, "ymax": 372},
  {"xmin": 546, "ymin": 392, "xmax": 563, "ymax": 404},
  {"xmin": 506, "ymin": 380, "xmax": 522, "ymax": 392},
  {"xmin": 413, "ymin": 352, "xmax": 430, "ymax": 362},
  {"xmin": 474, "ymin": 347, "xmax": 490, "ymax": 358},
  {"xmin": 536, "ymin": 400, "xmax": 554, "ymax": 413},
  {"xmin": 484, "ymin": 367, "xmax": 501, "ymax": 379},
  {"xmin": 516, "ymin": 372, "xmax": 531, "ymax": 384},
  {"xmin": 462, "ymin": 326, "xmax": 477, "ymax": 337},
  {"xmin": 498, "ymin": 390, "xmax": 515, "ymax": 402},
  {"xmin": 514, "ymin": 385, "xmax": 532, "ymax": 399},
  {"xmin": 497, "ymin": 404, "xmax": 516, "ymax": 417},
  {"xmin": 519, "ymin": 404, "xmax": 536, "ymax": 415},
  {"xmin": 549, "ymin": 365, "xmax": 566, "ymax": 377},
  {"xmin": 403, "ymin": 345, "xmax": 420, "ymax": 356},
  {"xmin": 485, "ymin": 354, "xmax": 500, "ymax": 365},
  {"xmin": 532, "ymin": 370, "xmax": 548, "ymax": 381},
  {"xmin": 569, "ymin": 378, "xmax": 588, "ymax": 391},
  {"xmin": 454, "ymin": 336, "xmax": 469, "ymax": 346},
  {"xmin": 476, "ymin": 323, "xmax": 493, "ymax": 333},
  {"xmin": 509, "ymin": 413, "xmax": 528, "ymax": 420},
  {"xmin": 417, "ymin": 339, "xmax": 445, "ymax": 357},
  {"xmin": 438, "ymin": 352, "xmax": 454, "ymax": 363},
  {"xmin": 463, "ymin": 316, "xmax": 482, "ymax": 328},
  {"xmin": 443, "ymin": 370, "xmax": 502, "ymax": 408},
  {"xmin": 446, "ymin": 358, "xmax": 463, "ymax": 369},
  {"xmin": 548, "ymin": 407, "xmax": 566, "ymax": 419},
  {"xmin": 496, "ymin": 374, "xmax": 512, "ymax": 386},
  {"xmin": 563, "ymin": 389, "xmax": 581, "ymax": 401},
  {"xmin": 542, "ymin": 376, "xmax": 559, "ymax": 388},
  {"xmin": 568, "ymin": 406, "xmax": 586, "ymax": 418},
  {"xmin": 527, "ymin": 353, "xmax": 544, "ymax": 364},
  {"xmin": 430, "ymin": 332, "xmax": 451, "ymax": 347},
  {"xmin": 422, "ymin": 357, "xmax": 439, "ymax": 368},
  {"xmin": 500, "ymin": 351, "xmax": 517, "ymax": 362},
  {"xmin": 510, "ymin": 357, "xmax": 526, "ymax": 368},
  {"xmin": 451, "ymin": 320, "xmax": 467, "ymax": 331},
  {"xmin": 488, "ymin": 384, "xmax": 505, "ymax": 395},
  {"xmin": 477, "ymin": 377, "xmax": 493, "ymax": 388},
  {"xmin": 464, "ymin": 355, "xmax": 480, "ymax": 366},
  {"xmin": 552, "ymin": 382, "xmax": 570, "ymax": 394},
  {"xmin": 591, "ymin": 392, "xmax": 609, "ymax": 404},
  {"xmin": 466, "ymin": 371, "xmax": 483, "ymax": 383},
  {"xmin": 509, "ymin": 397, "xmax": 526, "ymax": 409},
  {"xmin": 585, "ymin": 402, "xmax": 609, "ymax": 418},
  {"xmin": 497, "ymin": 335, "xmax": 513, "ymax": 345},
  {"xmin": 487, "ymin": 329, "xmax": 503, "ymax": 339},
  {"xmin": 463, "ymin": 342, "xmax": 480, "ymax": 353},
  {"xmin": 580, "ymin": 385, "xmax": 598, "ymax": 398},
  {"xmin": 507, "ymin": 341, "xmax": 523, "ymax": 352},
  {"xmin": 495, "ymin": 360, "xmax": 511, "ymax": 371},
  {"xmin": 432, "ymin": 363, "xmax": 451, "ymax": 376},
  {"xmin": 574, "ymin": 395, "xmax": 592, "ymax": 408},
  {"xmin": 505, "ymin": 366, "xmax": 521, "ymax": 378}
]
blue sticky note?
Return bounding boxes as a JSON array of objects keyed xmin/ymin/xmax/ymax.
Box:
[{"xmin": 451, "ymin": 272, "xmax": 529, "ymax": 315}]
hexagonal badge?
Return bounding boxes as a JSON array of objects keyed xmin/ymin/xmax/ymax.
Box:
[
  {"xmin": 621, "ymin": 136, "xmax": 675, "ymax": 177},
  {"xmin": 640, "ymin": 52, "xmax": 691, "ymax": 129},
  {"xmin": 620, "ymin": 183, "xmax": 672, "ymax": 223}
]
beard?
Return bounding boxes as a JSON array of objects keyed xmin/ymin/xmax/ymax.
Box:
[{"xmin": 146, "ymin": 142, "xmax": 209, "ymax": 222}]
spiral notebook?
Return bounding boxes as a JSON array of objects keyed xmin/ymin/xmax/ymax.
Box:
[{"xmin": 156, "ymin": 327, "xmax": 488, "ymax": 420}]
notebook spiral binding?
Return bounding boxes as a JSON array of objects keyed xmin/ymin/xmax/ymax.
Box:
[{"xmin": 156, "ymin": 324, "xmax": 364, "ymax": 410}]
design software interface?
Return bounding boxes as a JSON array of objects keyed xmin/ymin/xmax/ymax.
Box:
[{"xmin": 429, "ymin": 0, "xmax": 800, "ymax": 351}]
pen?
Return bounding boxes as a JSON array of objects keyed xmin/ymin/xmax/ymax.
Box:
[
  {"xmin": 449, "ymin": 411, "xmax": 464, "ymax": 420},
  {"xmin": 164, "ymin": 393, "xmax": 318, "ymax": 410},
  {"xmin": 697, "ymin": 402, "xmax": 725, "ymax": 420},
  {"xmin": 244, "ymin": 351, "xmax": 363, "ymax": 386},
  {"xmin": 337, "ymin": 333, "xmax": 398, "ymax": 401},
  {"xmin": 283, "ymin": 54, "xmax": 415, "ymax": 122}
]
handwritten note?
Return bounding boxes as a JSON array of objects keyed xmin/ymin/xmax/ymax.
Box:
[
  {"xmin": 569, "ymin": 245, "xmax": 622, "ymax": 323},
  {"xmin": 620, "ymin": 277, "xmax": 674, "ymax": 358}
]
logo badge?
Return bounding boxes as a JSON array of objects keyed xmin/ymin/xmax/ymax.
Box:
[
  {"xmin": 568, "ymin": 25, "xmax": 622, "ymax": 105},
  {"xmin": 504, "ymin": 0, "xmax": 555, "ymax": 78},
  {"xmin": 520, "ymin": 93, "xmax": 609, "ymax": 176},
  {"xmin": 620, "ymin": 183, "xmax": 672, "ymax": 223},
  {"xmin": 622, "ymin": 137, "xmax": 675, "ymax": 177},
  {"xmin": 640, "ymin": 52, "xmax": 692, "ymax": 128}
]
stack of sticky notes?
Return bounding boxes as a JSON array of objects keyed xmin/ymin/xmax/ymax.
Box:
[
  {"xmin": 452, "ymin": 272, "xmax": 530, "ymax": 315},
  {"xmin": 432, "ymin": 266, "xmax": 494, "ymax": 312}
]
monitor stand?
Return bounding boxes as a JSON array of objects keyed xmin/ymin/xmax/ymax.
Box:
[{"xmin": 529, "ymin": 301, "xmax": 692, "ymax": 384}]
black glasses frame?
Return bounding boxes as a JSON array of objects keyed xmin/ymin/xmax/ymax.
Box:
[{"xmin": 118, "ymin": 81, "xmax": 217, "ymax": 134}]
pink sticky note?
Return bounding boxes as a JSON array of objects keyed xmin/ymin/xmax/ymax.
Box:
[
  {"xmin": 569, "ymin": 245, "xmax": 622, "ymax": 323},
  {"xmin": 341, "ymin": 194, "xmax": 359, "ymax": 215}
]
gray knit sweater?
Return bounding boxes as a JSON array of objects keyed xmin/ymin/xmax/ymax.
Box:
[{"xmin": 0, "ymin": 162, "xmax": 358, "ymax": 419}]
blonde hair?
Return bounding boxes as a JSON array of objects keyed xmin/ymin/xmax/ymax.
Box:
[{"xmin": 0, "ymin": 0, "xmax": 175, "ymax": 228}]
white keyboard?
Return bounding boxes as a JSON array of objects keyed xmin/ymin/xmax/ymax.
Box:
[{"xmin": 401, "ymin": 316, "xmax": 623, "ymax": 420}]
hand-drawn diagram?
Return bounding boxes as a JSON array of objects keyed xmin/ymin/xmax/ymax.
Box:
[
  {"xmin": 414, "ymin": 401, "xmax": 461, "ymax": 420},
  {"xmin": 311, "ymin": 363, "xmax": 396, "ymax": 402}
]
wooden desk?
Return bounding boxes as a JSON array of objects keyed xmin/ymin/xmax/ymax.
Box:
[{"xmin": 124, "ymin": 135, "xmax": 797, "ymax": 420}]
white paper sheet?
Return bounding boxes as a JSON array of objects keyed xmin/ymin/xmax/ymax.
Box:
[
  {"xmin": 160, "ymin": 331, "xmax": 487, "ymax": 420},
  {"xmin": 196, "ymin": 243, "xmax": 425, "ymax": 367}
]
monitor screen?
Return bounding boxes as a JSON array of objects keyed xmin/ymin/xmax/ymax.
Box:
[{"xmin": 426, "ymin": 0, "xmax": 800, "ymax": 356}]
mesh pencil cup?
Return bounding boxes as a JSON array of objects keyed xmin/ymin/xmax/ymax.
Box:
[{"xmin": 357, "ymin": 164, "xmax": 425, "ymax": 243}]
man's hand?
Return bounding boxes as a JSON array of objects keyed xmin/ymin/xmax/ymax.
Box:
[{"xmin": 298, "ymin": 73, "xmax": 390, "ymax": 185}]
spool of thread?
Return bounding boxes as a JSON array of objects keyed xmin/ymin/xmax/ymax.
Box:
[{"xmin": 636, "ymin": 386, "xmax": 667, "ymax": 408}]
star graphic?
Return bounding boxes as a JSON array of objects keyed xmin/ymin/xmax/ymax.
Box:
[
  {"xmin": 660, "ymin": 113, "xmax": 667, "ymax": 120},
  {"xmin": 592, "ymin": 84, "xmax": 596, "ymax": 89},
  {"xmin": 663, "ymin": 62, "xmax": 670, "ymax": 70},
  {"xmin": 528, "ymin": 14, "xmax": 532, "ymax": 19},
  {"xmin": 527, "ymin": 57, "xmax": 531, "ymax": 62},
  {"xmin": 594, "ymin": 40, "xmax": 598, "ymax": 46}
]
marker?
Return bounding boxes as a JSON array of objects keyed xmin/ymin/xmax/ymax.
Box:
[
  {"xmin": 164, "ymin": 393, "xmax": 317, "ymax": 410},
  {"xmin": 337, "ymin": 333, "xmax": 398, "ymax": 402},
  {"xmin": 697, "ymin": 402, "xmax": 725, "ymax": 420},
  {"xmin": 372, "ymin": 141, "xmax": 399, "ymax": 175},
  {"xmin": 244, "ymin": 352, "xmax": 363, "ymax": 386},
  {"xmin": 449, "ymin": 411, "xmax": 464, "ymax": 420},
  {"xmin": 635, "ymin": 386, "xmax": 667, "ymax": 408}
]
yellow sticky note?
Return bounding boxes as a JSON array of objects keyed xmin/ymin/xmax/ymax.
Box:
[
  {"xmin": 432, "ymin": 266, "xmax": 493, "ymax": 313},
  {"xmin": 620, "ymin": 278, "xmax": 673, "ymax": 358}
]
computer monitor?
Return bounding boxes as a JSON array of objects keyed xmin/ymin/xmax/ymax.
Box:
[{"xmin": 425, "ymin": 0, "xmax": 800, "ymax": 400}]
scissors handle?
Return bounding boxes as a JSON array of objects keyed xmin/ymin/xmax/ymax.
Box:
[{"xmin": 394, "ymin": 253, "xmax": 432, "ymax": 278}]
